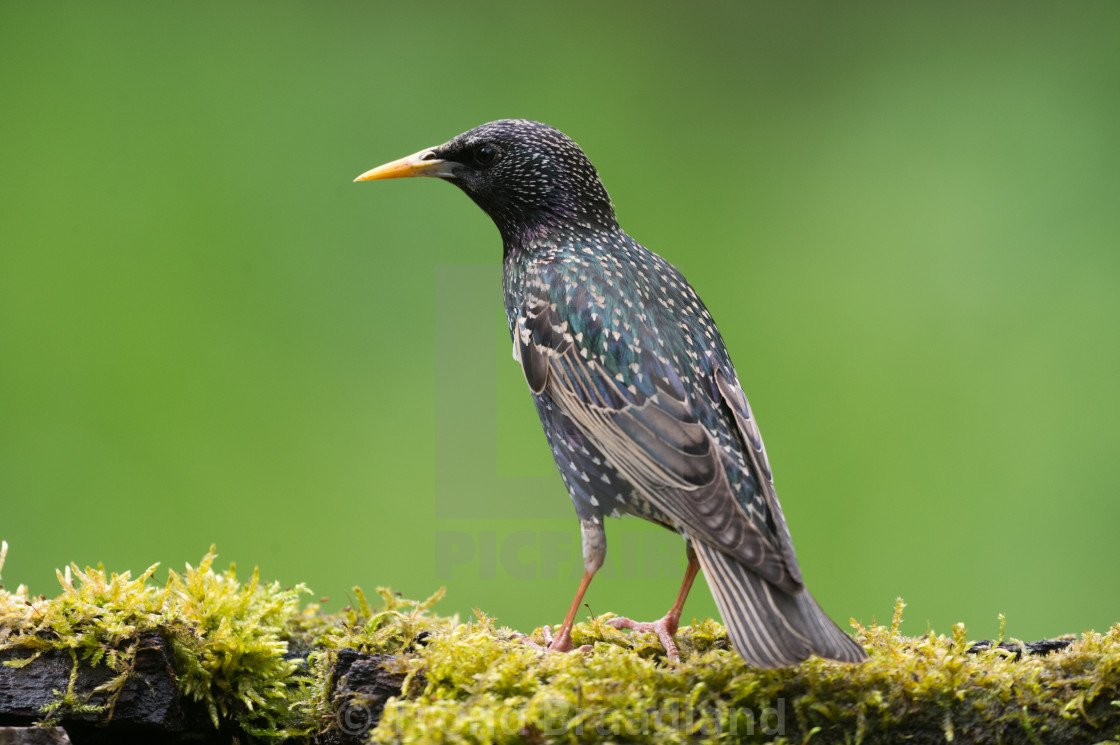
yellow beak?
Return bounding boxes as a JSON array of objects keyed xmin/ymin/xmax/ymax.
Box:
[{"xmin": 354, "ymin": 148, "xmax": 459, "ymax": 182}]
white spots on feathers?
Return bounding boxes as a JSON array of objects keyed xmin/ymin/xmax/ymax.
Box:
[{"xmin": 485, "ymin": 119, "xmax": 774, "ymax": 539}]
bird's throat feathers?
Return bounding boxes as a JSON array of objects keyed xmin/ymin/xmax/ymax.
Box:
[{"xmin": 464, "ymin": 184, "xmax": 617, "ymax": 257}]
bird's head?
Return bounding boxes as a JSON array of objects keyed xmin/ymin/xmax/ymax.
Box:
[{"xmin": 355, "ymin": 119, "xmax": 617, "ymax": 243}]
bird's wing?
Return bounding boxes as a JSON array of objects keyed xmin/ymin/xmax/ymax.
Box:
[
  {"xmin": 514, "ymin": 292, "xmax": 803, "ymax": 593},
  {"xmin": 712, "ymin": 364, "xmax": 804, "ymax": 588}
]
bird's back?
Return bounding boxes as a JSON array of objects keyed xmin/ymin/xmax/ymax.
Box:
[{"xmin": 504, "ymin": 226, "xmax": 801, "ymax": 590}]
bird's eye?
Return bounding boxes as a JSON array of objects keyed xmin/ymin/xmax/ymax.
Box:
[{"xmin": 474, "ymin": 145, "xmax": 497, "ymax": 166}]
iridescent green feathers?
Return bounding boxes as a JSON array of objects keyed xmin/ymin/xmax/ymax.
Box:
[{"xmin": 508, "ymin": 230, "xmax": 802, "ymax": 595}]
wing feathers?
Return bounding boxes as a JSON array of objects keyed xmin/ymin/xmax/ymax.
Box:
[
  {"xmin": 516, "ymin": 300, "xmax": 804, "ymax": 592},
  {"xmin": 614, "ymin": 411, "xmax": 714, "ymax": 486}
]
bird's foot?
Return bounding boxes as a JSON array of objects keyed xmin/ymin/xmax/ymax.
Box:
[
  {"xmin": 606, "ymin": 614, "xmax": 682, "ymax": 662},
  {"xmin": 511, "ymin": 624, "xmax": 593, "ymax": 655}
]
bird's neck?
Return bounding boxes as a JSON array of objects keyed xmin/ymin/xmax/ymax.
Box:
[{"xmin": 497, "ymin": 205, "xmax": 619, "ymax": 260}]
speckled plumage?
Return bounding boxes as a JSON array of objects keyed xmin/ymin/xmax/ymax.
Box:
[{"xmin": 357, "ymin": 119, "xmax": 865, "ymax": 667}]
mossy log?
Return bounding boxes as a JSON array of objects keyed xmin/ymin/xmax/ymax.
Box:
[
  {"xmin": 0, "ymin": 633, "xmax": 208, "ymax": 743},
  {"xmin": 1, "ymin": 548, "xmax": 1118, "ymax": 744},
  {"xmin": 0, "ymin": 641, "xmax": 401, "ymax": 745}
]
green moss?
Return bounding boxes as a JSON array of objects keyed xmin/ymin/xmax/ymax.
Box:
[
  {"xmin": 374, "ymin": 600, "xmax": 1120, "ymax": 744},
  {"xmin": 0, "ymin": 545, "xmax": 447, "ymax": 738},
  {"xmin": 2, "ymin": 545, "xmax": 1119, "ymax": 744}
]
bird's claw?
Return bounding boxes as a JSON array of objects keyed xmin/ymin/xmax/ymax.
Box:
[
  {"xmin": 511, "ymin": 625, "xmax": 592, "ymax": 655},
  {"xmin": 606, "ymin": 616, "xmax": 681, "ymax": 662}
]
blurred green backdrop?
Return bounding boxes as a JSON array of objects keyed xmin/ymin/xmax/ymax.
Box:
[{"xmin": 2, "ymin": 2, "xmax": 1118, "ymax": 643}]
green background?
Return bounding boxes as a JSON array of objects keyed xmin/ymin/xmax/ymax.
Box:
[{"xmin": 2, "ymin": 2, "xmax": 1118, "ymax": 643}]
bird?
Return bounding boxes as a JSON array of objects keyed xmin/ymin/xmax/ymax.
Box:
[{"xmin": 354, "ymin": 119, "xmax": 866, "ymax": 668}]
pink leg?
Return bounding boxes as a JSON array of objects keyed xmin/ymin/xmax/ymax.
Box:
[
  {"xmin": 606, "ymin": 548, "xmax": 700, "ymax": 662},
  {"xmin": 513, "ymin": 569, "xmax": 596, "ymax": 654},
  {"xmin": 547, "ymin": 569, "xmax": 595, "ymax": 652}
]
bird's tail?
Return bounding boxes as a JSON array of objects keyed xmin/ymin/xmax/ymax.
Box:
[{"xmin": 692, "ymin": 540, "xmax": 866, "ymax": 668}]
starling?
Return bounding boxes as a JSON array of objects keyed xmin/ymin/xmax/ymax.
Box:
[{"xmin": 355, "ymin": 120, "xmax": 866, "ymax": 667}]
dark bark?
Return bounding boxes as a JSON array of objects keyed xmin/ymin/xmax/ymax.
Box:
[
  {"xmin": 0, "ymin": 637, "xmax": 414, "ymax": 744},
  {"xmin": 965, "ymin": 638, "xmax": 1074, "ymax": 659},
  {"xmin": 312, "ymin": 648, "xmax": 413, "ymax": 745},
  {"xmin": 0, "ymin": 633, "xmax": 216, "ymax": 744}
]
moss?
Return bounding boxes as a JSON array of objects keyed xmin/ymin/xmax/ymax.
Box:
[
  {"xmin": 2, "ymin": 545, "xmax": 1119, "ymax": 744},
  {"xmin": 373, "ymin": 602, "xmax": 1120, "ymax": 744},
  {"xmin": 0, "ymin": 545, "xmax": 447, "ymax": 739}
]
